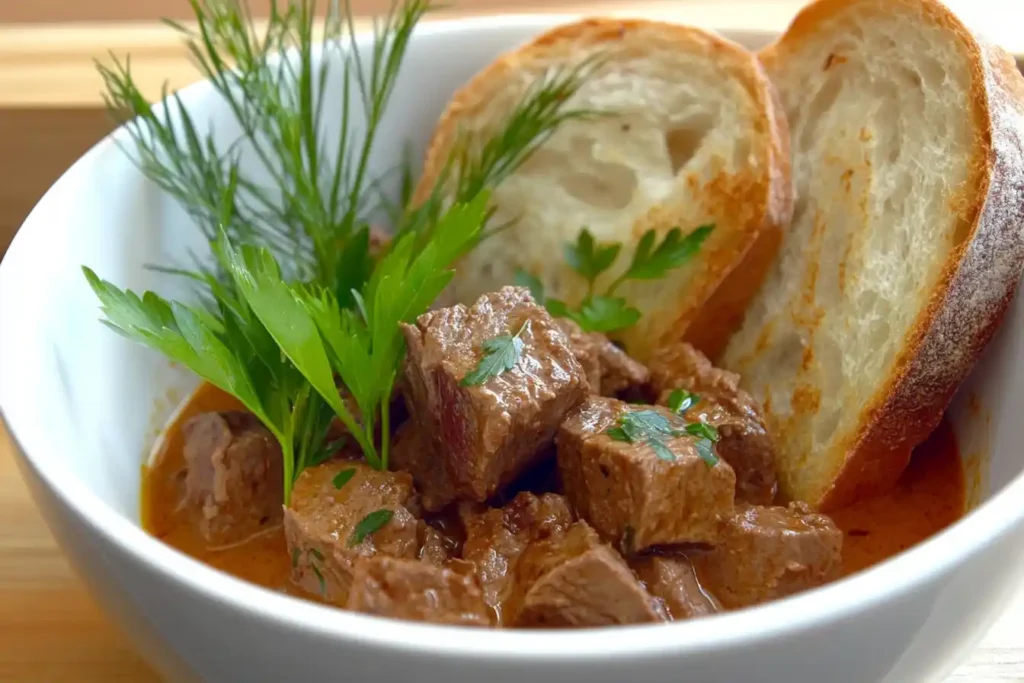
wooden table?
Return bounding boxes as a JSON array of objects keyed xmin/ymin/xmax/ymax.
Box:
[{"xmin": 2, "ymin": 1, "xmax": 1024, "ymax": 680}]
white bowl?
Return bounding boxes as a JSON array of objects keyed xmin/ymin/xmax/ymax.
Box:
[{"xmin": 2, "ymin": 16, "xmax": 1024, "ymax": 683}]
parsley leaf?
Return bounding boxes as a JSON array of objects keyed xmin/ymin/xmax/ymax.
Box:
[
  {"xmin": 605, "ymin": 408, "xmax": 721, "ymax": 465},
  {"xmin": 349, "ymin": 509, "xmax": 394, "ymax": 547},
  {"xmin": 692, "ymin": 438, "xmax": 718, "ymax": 467},
  {"xmin": 81, "ymin": 265, "xmax": 333, "ymax": 506},
  {"xmin": 332, "ymin": 468, "xmax": 356, "ymax": 490},
  {"xmin": 617, "ymin": 225, "xmax": 715, "ymax": 284},
  {"xmin": 668, "ymin": 388, "xmax": 700, "ymax": 414},
  {"xmin": 685, "ymin": 422, "xmax": 720, "ymax": 442},
  {"xmin": 564, "ymin": 229, "xmax": 621, "ymax": 288},
  {"xmin": 542, "ymin": 224, "xmax": 714, "ymax": 335},
  {"xmin": 605, "ymin": 409, "xmax": 680, "ymax": 461},
  {"xmin": 312, "ymin": 565, "xmax": 326, "ymax": 596},
  {"xmin": 575, "ymin": 295, "xmax": 641, "ymax": 333},
  {"xmin": 514, "ymin": 269, "xmax": 546, "ymax": 304},
  {"xmin": 461, "ymin": 319, "xmax": 531, "ymax": 386}
]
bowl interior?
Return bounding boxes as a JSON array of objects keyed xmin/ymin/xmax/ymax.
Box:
[{"xmin": 0, "ymin": 15, "xmax": 1021, "ymax": 642}]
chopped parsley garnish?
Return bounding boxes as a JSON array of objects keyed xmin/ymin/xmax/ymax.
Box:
[
  {"xmin": 311, "ymin": 565, "xmax": 326, "ymax": 596},
  {"xmin": 605, "ymin": 407, "xmax": 720, "ymax": 466},
  {"xmin": 461, "ymin": 320, "xmax": 531, "ymax": 386},
  {"xmin": 540, "ymin": 224, "xmax": 714, "ymax": 334},
  {"xmin": 668, "ymin": 388, "xmax": 700, "ymax": 414},
  {"xmin": 332, "ymin": 468, "xmax": 356, "ymax": 491},
  {"xmin": 308, "ymin": 548, "xmax": 325, "ymax": 562},
  {"xmin": 349, "ymin": 509, "xmax": 394, "ymax": 547},
  {"xmin": 291, "ymin": 547, "xmax": 301, "ymax": 569}
]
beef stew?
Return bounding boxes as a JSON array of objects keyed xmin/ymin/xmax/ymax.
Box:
[{"xmin": 143, "ymin": 287, "xmax": 966, "ymax": 629}]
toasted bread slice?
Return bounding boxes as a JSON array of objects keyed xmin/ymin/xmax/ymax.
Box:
[
  {"xmin": 414, "ymin": 18, "xmax": 791, "ymax": 360},
  {"xmin": 721, "ymin": 0, "xmax": 1024, "ymax": 509}
]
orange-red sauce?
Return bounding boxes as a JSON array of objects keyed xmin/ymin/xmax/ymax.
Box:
[
  {"xmin": 142, "ymin": 384, "xmax": 967, "ymax": 601},
  {"xmin": 831, "ymin": 418, "xmax": 965, "ymax": 576},
  {"xmin": 142, "ymin": 384, "xmax": 308, "ymax": 599}
]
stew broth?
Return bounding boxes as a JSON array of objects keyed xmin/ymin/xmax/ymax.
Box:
[{"xmin": 143, "ymin": 383, "xmax": 966, "ymax": 600}]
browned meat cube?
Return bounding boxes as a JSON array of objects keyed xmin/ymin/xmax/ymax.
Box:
[
  {"xmin": 400, "ymin": 286, "xmax": 588, "ymax": 506},
  {"xmin": 555, "ymin": 318, "xmax": 650, "ymax": 397},
  {"xmin": 649, "ymin": 342, "xmax": 778, "ymax": 505},
  {"xmin": 389, "ymin": 420, "xmax": 455, "ymax": 511},
  {"xmin": 506, "ymin": 521, "xmax": 660, "ymax": 628},
  {"xmin": 460, "ymin": 492, "xmax": 574, "ymax": 618},
  {"xmin": 554, "ymin": 318, "xmax": 602, "ymax": 391},
  {"xmin": 557, "ymin": 396, "xmax": 736, "ymax": 551},
  {"xmin": 631, "ymin": 555, "xmax": 720, "ymax": 621},
  {"xmin": 418, "ymin": 524, "xmax": 451, "ymax": 566},
  {"xmin": 692, "ymin": 503, "xmax": 843, "ymax": 609},
  {"xmin": 182, "ymin": 411, "xmax": 283, "ymax": 546},
  {"xmin": 346, "ymin": 556, "xmax": 491, "ymax": 627},
  {"xmin": 284, "ymin": 461, "xmax": 421, "ymax": 605}
]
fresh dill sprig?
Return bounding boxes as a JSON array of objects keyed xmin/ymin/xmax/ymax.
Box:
[
  {"xmin": 399, "ymin": 53, "xmax": 605, "ymax": 247},
  {"xmin": 86, "ymin": 0, "xmax": 604, "ymax": 500},
  {"xmin": 99, "ymin": 0, "xmax": 433, "ymax": 294}
]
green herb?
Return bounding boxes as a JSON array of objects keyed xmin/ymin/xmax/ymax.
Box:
[
  {"xmin": 309, "ymin": 547, "xmax": 325, "ymax": 562},
  {"xmin": 291, "ymin": 547, "xmax": 301, "ymax": 568},
  {"xmin": 402, "ymin": 55, "xmax": 605, "ymax": 245},
  {"xmin": 461, "ymin": 319, "xmax": 531, "ymax": 386},
  {"xmin": 349, "ymin": 509, "xmax": 394, "ymax": 546},
  {"xmin": 685, "ymin": 422, "xmax": 720, "ymax": 467},
  {"xmin": 311, "ymin": 564, "xmax": 326, "ymax": 596},
  {"xmin": 605, "ymin": 408, "xmax": 720, "ymax": 465},
  {"xmin": 685, "ymin": 422, "xmax": 719, "ymax": 442},
  {"xmin": 667, "ymin": 388, "xmax": 699, "ymax": 414},
  {"xmin": 546, "ymin": 225, "xmax": 715, "ymax": 334},
  {"xmin": 605, "ymin": 409, "xmax": 680, "ymax": 462},
  {"xmin": 612, "ymin": 225, "xmax": 714, "ymax": 285},
  {"xmin": 82, "ymin": 266, "xmax": 335, "ymax": 505},
  {"xmin": 514, "ymin": 269, "xmax": 546, "ymax": 304},
  {"xmin": 84, "ymin": 0, "xmax": 601, "ymax": 502},
  {"xmin": 564, "ymin": 228, "xmax": 621, "ymax": 292},
  {"xmin": 332, "ymin": 468, "xmax": 356, "ymax": 490},
  {"xmin": 224, "ymin": 192, "xmax": 490, "ymax": 471}
]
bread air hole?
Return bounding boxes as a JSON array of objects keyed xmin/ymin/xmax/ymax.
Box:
[
  {"xmin": 558, "ymin": 137, "xmax": 638, "ymax": 210},
  {"xmin": 665, "ymin": 113, "xmax": 714, "ymax": 175}
]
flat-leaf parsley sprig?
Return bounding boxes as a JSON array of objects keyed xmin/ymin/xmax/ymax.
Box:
[{"xmin": 519, "ymin": 223, "xmax": 715, "ymax": 334}]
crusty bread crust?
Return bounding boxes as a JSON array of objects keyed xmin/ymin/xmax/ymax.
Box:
[
  {"xmin": 759, "ymin": 0, "xmax": 1024, "ymax": 510},
  {"xmin": 414, "ymin": 18, "xmax": 792, "ymax": 361}
]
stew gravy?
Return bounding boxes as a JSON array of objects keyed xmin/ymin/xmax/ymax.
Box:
[{"xmin": 142, "ymin": 383, "xmax": 965, "ymax": 603}]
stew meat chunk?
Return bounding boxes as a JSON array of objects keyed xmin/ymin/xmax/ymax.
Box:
[
  {"xmin": 346, "ymin": 556, "xmax": 491, "ymax": 626},
  {"xmin": 557, "ymin": 396, "xmax": 736, "ymax": 551},
  {"xmin": 460, "ymin": 492, "xmax": 574, "ymax": 619},
  {"xmin": 555, "ymin": 318, "xmax": 650, "ymax": 397},
  {"xmin": 507, "ymin": 521, "xmax": 661, "ymax": 627},
  {"xmin": 284, "ymin": 461, "xmax": 421, "ymax": 605},
  {"xmin": 400, "ymin": 286, "xmax": 588, "ymax": 510},
  {"xmin": 631, "ymin": 555, "xmax": 719, "ymax": 620},
  {"xmin": 648, "ymin": 342, "xmax": 778, "ymax": 505},
  {"xmin": 182, "ymin": 411, "xmax": 283, "ymax": 546},
  {"xmin": 389, "ymin": 421, "xmax": 451, "ymax": 512},
  {"xmin": 418, "ymin": 524, "xmax": 451, "ymax": 566},
  {"xmin": 691, "ymin": 502, "xmax": 843, "ymax": 609}
]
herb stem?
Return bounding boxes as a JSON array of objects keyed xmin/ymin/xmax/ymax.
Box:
[{"xmin": 379, "ymin": 396, "xmax": 391, "ymax": 471}]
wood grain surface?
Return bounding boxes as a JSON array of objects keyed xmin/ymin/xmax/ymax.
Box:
[{"xmin": 2, "ymin": 1, "xmax": 1024, "ymax": 681}]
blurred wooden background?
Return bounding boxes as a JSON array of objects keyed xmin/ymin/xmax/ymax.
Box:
[{"xmin": 2, "ymin": 1, "xmax": 1024, "ymax": 681}]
